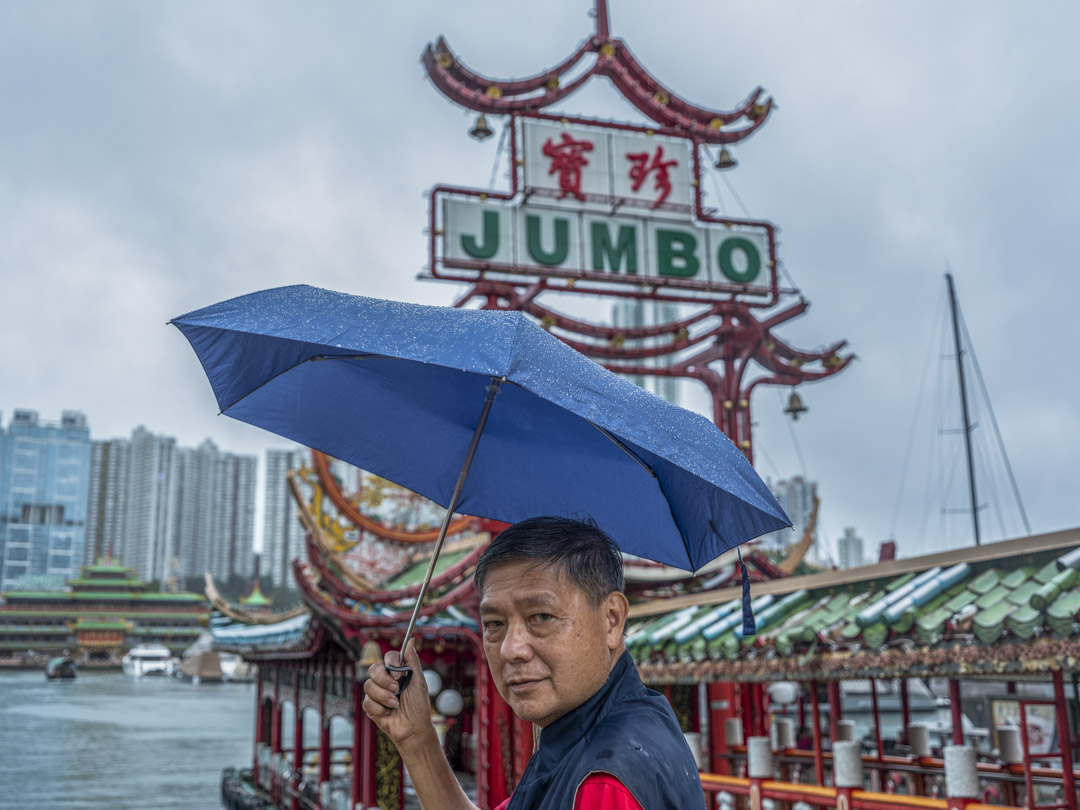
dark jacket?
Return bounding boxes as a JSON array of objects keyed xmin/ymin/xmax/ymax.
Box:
[{"xmin": 506, "ymin": 650, "xmax": 705, "ymax": 809}]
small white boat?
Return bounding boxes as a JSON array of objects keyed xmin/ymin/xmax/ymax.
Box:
[
  {"xmin": 122, "ymin": 644, "xmax": 178, "ymax": 677},
  {"xmin": 218, "ymin": 652, "xmax": 254, "ymax": 682}
]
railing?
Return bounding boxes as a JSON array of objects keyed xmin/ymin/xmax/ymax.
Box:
[{"xmin": 706, "ymin": 748, "xmax": 1080, "ymax": 809}]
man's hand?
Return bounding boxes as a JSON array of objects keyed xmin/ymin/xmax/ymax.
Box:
[{"xmin": 362, "ymin": 641, "xmax": 434, "ymax": 752}]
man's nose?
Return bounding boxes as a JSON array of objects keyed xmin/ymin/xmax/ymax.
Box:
[{"xmin": 500, "ymin": 621, "xmax": 533, "ymax": 662}]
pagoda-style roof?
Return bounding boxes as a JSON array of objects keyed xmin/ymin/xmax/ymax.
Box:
[
  {"xmin": 627, "ymin": 527, "xmax": 1080, "ymax": 684},
  {"xmin": 239, "ymin": 582, "xmax": 273, "ymax": 608},
  {"xmin": 83, "ymin": 557, "xmax": 134, "ymax": 575},
  {"xmin": 422, "ymin": 0, "xmax": 773, "ymax": 145}
]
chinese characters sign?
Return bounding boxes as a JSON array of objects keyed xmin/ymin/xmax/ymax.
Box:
[
  {"xmin": 432, "ymin": 116, "xmax": 777, "ymax": 299},
  {"xmin": 523, "ymin": 120, "xmax": 693, "ymax": 209}
]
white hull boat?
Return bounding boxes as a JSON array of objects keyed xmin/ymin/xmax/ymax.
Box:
[{"xmin": 122, "ymin": 644, "xmax": 178, "ymax": 677}]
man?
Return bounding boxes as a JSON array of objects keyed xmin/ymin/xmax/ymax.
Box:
[{"xmin": 363, "ymin": 516, "xmax": 705, "ymax": 809}]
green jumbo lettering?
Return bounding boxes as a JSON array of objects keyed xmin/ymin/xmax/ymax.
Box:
[
  {"xmin": 717, "ymin": 236, "xmax": 761, "ymax": 283},
  {"xmin": 590, "ymin": 222, "xmax": 638, "ymax": 274},
  {"xmin": 656, "ymin": 228, "xmax": 700, "ymax": 278}
]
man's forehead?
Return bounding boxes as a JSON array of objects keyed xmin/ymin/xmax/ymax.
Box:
[{"xmin": 478, "ymin": 559, "xmax": 578, "ymax": 607}]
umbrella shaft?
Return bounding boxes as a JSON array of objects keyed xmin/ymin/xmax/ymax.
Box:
[{"xmin": 398, "ymin": 377, "xmax": 503, "ymax": 658}]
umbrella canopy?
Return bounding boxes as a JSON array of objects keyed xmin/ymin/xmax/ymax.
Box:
[{"xmin": 171, "ymin": 285, "xmax": 789, "ymax": 573}]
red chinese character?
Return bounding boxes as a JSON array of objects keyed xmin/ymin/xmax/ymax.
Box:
[
  {"xmin": 626, "ymin": 146, "xmax": 678, "ymax": 207},
  {"xmin": 542, "ymin": 133, "xmax": 594, "ymax": 201}
]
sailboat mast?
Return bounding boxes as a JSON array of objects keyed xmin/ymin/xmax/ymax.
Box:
[{"xmin": 946, "ymin": 272, "xmax": 981, "ymax": 546}]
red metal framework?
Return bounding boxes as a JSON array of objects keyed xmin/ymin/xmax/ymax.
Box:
[
  {"xmin": 420, "ymin": 1, "xmax": 852, "ymax": 459},
  {"xmin": 422, "ymin": 1, "xmax": 772, "ymax": 145}
]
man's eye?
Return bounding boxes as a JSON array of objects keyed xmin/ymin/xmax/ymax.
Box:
[
  {"xmin": 483, "ymin": 620, "xmax": 503, "ymax": 632},
  {"xmin": 530, "ymin": 613, "xmax": 553, "ymax": 623}
]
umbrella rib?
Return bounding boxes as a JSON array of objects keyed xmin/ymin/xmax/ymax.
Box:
[
  {"xmin": 215, "ymin": 352, "xmax": 382, "ymax": 415},
  {"xmin": 589, "ymin": 423, "xmax": 657, "ymax": 477},
  {"xmin": 591, "ymin": 423, "xmax": 701, "ymax": 572}
]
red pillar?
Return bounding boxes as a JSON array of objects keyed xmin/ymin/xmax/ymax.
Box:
[
  {"xmin": 949, "ymin": 680, "xmax": 964, "ymax": 746},
  {"xmin": 253, "ymin": 674, "xmax": 264, "ymax": 783},
  {"xmin": 318, "ymin": 670, "xmax": 331, "ymax": 786},
  {"xmin": 293, "ymin": 673, "xmax": 303, "ymax": 810},
  {"xmin": 828, "ymin": 681, "xmax": 842, "ymax": 750},
  {"xmin": 358, "ymin": 712, "xmax": 378, "ymax": 809},
  {"xmin": 707, "ymin": 682, "xmax": 737, "ymax": 775},
  {"xmin": 870, "ymin": 679, "xmax": 884, "ymax": 761},
  {"xmin": 899, "ymin": 679, "xmax": 911, "ymax": 731},
  {"xmin": 478, "ymin": 657, "xmax": 512, "ymax": 808},
  {"xmin": 351, "ymin": 674, "xmax": 363, "ymax": 809},
  {"xmin": 271, "ymin": 668, "xmax": 282, "ymax": 752},
  {"xmin": 1054, "ymin": 669, "xmax": 1077, "ymax": 810},
  {"xmin": 810, "ymin": 680, "xmax": 825, "ymax": 787}
]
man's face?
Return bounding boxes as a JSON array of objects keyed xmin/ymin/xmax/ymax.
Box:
[{"xmin": 478, "ymin": 559, "xmax": 627, "ymax": 728}]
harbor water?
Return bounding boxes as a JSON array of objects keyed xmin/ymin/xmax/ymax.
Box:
[{"xmin": 0, "ymin": 669, "xmax": 255, "ymax": 810}]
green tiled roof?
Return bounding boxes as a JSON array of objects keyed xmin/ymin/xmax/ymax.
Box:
[
  {"xmin": 67, "ymin": 578, "xmax": 147, "ymax": 589},
  {"xmin": 631, "ymin": 543, "xmax": 1080, "ymax": 682},
  {"xmin": 0, "ymin": 609, "xmax": 205, "ymax": 620},
  {"xmin": 382, "ymin": 547, "xmax": 474, "ymax": 589},
  {"xmin": 4, "ymin": 591, "xmax": 204, "ymax": 602},
  {"xmin": 74, "ymin": 619, "xmax": 129, "ymax": 630}
]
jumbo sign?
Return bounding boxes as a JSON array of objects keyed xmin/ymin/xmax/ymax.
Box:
[{"xmin": 433, "ymin": 118, "xmax": 777, "ymax": 297}]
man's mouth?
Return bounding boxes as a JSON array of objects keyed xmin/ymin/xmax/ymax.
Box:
[{"xmin": 506, "ymin": 676, "xmax": 545, "ymax": 693}]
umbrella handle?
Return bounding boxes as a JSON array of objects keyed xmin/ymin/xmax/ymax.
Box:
[{"xmin": 386, "ymin": 663, "xmax": 414, "ymax": 694}]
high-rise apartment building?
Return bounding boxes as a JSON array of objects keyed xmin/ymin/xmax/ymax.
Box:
[
  {"xmin": 837, "ymin": 527, "xmax": 865, "ymax": 570},
  {"xmin": 173, "ymin": 439, "xmax": 256, "ymax": 583},
  {"xmin": 761, "ymin": 475, "xmax": 818, "ymax": 550},
  {"xmin": 86, "ymin": 427, "xmax": 179, "ymax": 583},
  {"xmin": 85, "ymin": 437, "xmax": 130, "ymax": 565},
  {"xmin": 88, "ymin": 429, "xmax": 255, "ymax": 585},
  {"xmin": 611, "ymin": 299, "xmax": 680, "ymax": 406},
  {"xmin": 263, "ymin": 447, "xmax": 307, "ymax": 588},
  {"xmin": 0, "ymin": 410, "xmax": 92, "ymax": 591}
]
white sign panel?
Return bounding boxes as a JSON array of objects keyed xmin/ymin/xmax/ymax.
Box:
[
  {"xmin": 522, "ymin": 120, "xmax": 692, "ymax": 209},
  {"xmin": 443, "ymin": 197, "xmax": 768, "ymax": 289}
]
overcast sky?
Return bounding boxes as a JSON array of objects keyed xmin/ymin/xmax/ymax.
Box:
[{"xmin": 2, "ymin": 1, "xmax": 1077, "ymax": 562}]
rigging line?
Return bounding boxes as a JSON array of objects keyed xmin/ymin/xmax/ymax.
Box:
[
  {"xmin": 706, "ymin": 151, "xmax": 727, "ymax": 215},
  {"xmin": 753, "ymin": 435, "xmax": 781, "ymax": 479},
  {"xmin": 488, "ymin": 121, "xmax": 510, "ymax": 191},
  {"xmin": 889, "ymin": 283, "xmax": 947, "ymax": 540},
  {"xmin": 976, "ymin": 429, "xmax": 1008, "ymax": 540},
  {"xmin": 776, "ymin": 387, "xmax": 809, "ymax": 478},
  {"xmin": 917, "ymin": 323, "xmax": 942, "ymax": 548},
  {"xmin": 720, "ymin": 171, "xmax": 753, "ymax": 219},
  {"xmin": 710, "ymin": 153, "xmax": 800, "ymax": 292},
  {"xmin": 957, "ymin": 307, "xmax": 1031, "ymax": 535},
  {"xmin": 918, "ymin": 317, "xmax": 950, "ymax": 547}
]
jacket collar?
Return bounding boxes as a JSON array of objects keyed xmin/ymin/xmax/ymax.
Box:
[{"xmin": 531, "ymin": 649, "xmax": 639, "ymax": 775}]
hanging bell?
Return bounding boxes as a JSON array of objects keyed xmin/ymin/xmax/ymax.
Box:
[
  {"xmin": 359, "ymin": 640, "xmax": 383, "ymax": 667},
  {"xmin": 469, "ymin": 114, "xmax": 494, "ymax": 141},
  {"xmin": 784, "ymin": 390, "xmax": 807, "ymax": 420},
  {"xmin": 714, "ymin": 147, "xmax": 737, "ymax": 170}
]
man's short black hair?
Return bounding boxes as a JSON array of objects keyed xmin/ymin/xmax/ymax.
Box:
[{"xmin": 474, "ymin": 516, "xmax": 625, "ymax": 608}]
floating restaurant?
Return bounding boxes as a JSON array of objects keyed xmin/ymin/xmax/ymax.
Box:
[
  {"xmin": 214, "ymin": 452, "xmax": 1080, "ymax": 810},
  {"xmin": 207, "ymin": 2, "xmax": 1080, "ymax": 808},
  {"xmin": 0, "ymin": 555, "xmax": 207, "ymax": 667}
]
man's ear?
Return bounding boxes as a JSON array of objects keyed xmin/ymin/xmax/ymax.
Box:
[{"xmin": 604, "ymin": 591, "xmax": 630, "ymax": 648}]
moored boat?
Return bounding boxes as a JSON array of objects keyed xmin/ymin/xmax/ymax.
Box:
[
  {"xmin": 179, "ymin": 650, "xmax": 225, "ymax": 684},
  {"xmin": 122, "ymin": 643, "xmax": 178, "ymax": 677},
  {"xmin": 45, "ymin": 656, "xmax": 77, "ymax": 680}
]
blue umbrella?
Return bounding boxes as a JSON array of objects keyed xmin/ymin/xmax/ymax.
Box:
[{"xmin": 171, "ymin": 285, "xmax": 789, "ymax": 675}]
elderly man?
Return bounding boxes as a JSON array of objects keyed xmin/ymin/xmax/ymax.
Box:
[{"xmin": 363, "ymin": 516, "xmax": 705, "ymax": 809}]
